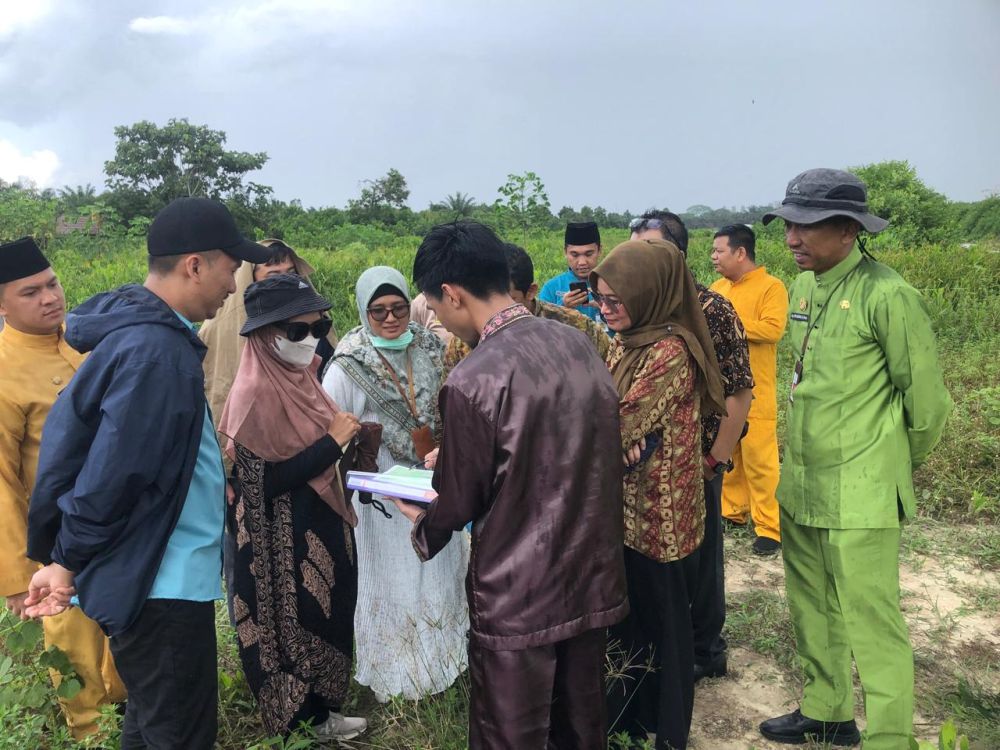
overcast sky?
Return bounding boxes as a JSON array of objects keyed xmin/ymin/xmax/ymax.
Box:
[{"xmin": 1, "ymin": 0, "xmax": 998, "ymax": 213}]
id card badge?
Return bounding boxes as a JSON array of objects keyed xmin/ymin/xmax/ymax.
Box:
[{"xmin": 789, "ymin": 360, "xmax": 803, "ymax": 403}]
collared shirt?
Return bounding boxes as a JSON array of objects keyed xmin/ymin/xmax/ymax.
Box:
[
  {"xmin": 147, "ymin": 312, "xmax": 225, "ymax": 601},
  {"xmin": 443, "ymin": 298, "xmax": 610, "ymax": 373},
  {"xmin": 710, "ymin": 266, "xmax": 788, "ymax": 421},
  {"xmin": 779, "ymin": 246, "xmax": 952, "ymax": 529},
  {"xmin": 538, "ymin": 269, "xmax": 604, "ymax": 323},
  {"xmin": 0, "ymin": 324, "xmax": 84, "ymax": 596},
  {"xmin": 697, "ymin": 284, "xmax": 755, "ymax": 455},
  {"xmin": 411, "ymin": 303, "xmax": 628, "ymax": 650}
]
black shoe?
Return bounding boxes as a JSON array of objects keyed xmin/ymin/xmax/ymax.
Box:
[
  {"xmin": 759, "ymin": 709, "xmax": 861, "ymax": 746},
  {"xmin": 752, "ymin": 536, "xmax": 781, "ymax": 555},
  {"xmin": 693, "ymin": 654, "xmax": 727, "ymax": 683}
]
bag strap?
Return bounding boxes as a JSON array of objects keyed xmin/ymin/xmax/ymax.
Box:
[{"xmin": 373, "ymin": 348, "xmax": 420, "ymax": 421}]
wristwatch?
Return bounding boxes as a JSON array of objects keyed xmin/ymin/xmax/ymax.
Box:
[{"xmin": 704, "ymin": 453, "xmax": 733, "ymax": 475}]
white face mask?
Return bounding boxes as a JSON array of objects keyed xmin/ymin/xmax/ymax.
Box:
[{"xmin": 273, "ymin": 334, "xmax": 319, "ymax": 368}]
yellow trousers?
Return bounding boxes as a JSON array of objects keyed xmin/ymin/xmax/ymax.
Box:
[
  {"xmin": 721, "ymin": 417, "xmax": 781, "ymax": 541},
  {"xmin": 43, "ymin": 607, "xmax": 127, "ymax": 739}
]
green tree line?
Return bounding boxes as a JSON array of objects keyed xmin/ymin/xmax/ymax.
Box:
[{"xmin": 2, "ymin": 118, "xmax": 998, "ymax": 248}]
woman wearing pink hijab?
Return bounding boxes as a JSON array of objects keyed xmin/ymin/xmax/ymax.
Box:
[{"xmin": 218, "ymin": 274, "xmax": 366, "ymax": 741}]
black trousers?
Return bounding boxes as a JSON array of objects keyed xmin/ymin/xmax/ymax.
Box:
[
  {"xmin": 608, "ymin": 548, "xmax": 698, "ymax": 750},
  {"xmin": 109, "ymin": 599, "xmax": 218, "ymax": 750},
  {"xmin": 690, "ymin": 474, "xmax": 727, "ymax": 665}
]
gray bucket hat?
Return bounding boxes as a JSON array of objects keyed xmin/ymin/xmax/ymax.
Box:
[{"xmin": 762, "ymin": 168, "xmax": 889, "ymax": 233}]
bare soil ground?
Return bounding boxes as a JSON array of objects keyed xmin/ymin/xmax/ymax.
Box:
[{"xmin": 687, "ymin": 522, "xmax": 1000, "ymax": 749}]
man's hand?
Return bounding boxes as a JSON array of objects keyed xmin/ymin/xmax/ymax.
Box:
[
  {"xmin": 423, "ymin": 447, "xmax": 439, "ymax": 470},
  {"xmin": 24, "ymin": 563, "xmax": 76, "ymax": 619},
  {"xmin": 624, "ymin": 437, "xmax": 647, "ymax": 467},
  {"xmin": 391, "ymin": 498, "xmax": 425, "ymax": 524},
  {"xmin": 561, "ymin": 289, "xmax": 589, "ymax": 309},
  {"xmin": 702, "ymin": 453, "xmax": 728, "ymax": 481},
  {"xmin": 226, "ymin": 481, "xmax": 236, "ymax": 506},
  {"xmin": 4, "ymin": 591, "xmax": 30, "ymax": 620}
]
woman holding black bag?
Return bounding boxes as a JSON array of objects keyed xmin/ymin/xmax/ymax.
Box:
[
  {"xmin": 323, "ymin": 266, "xmax": 469, "ymax": 703},
  {"xmin": 219, "ymin": 274, "xmax": 367, "ymax": 741}
]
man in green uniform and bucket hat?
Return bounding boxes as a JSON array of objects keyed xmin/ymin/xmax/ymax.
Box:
[{"xmin": 758, "ymin": 168, "xmax": 952, "ymax": 749}]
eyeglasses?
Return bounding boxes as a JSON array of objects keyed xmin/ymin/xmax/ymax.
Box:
[
  {"xmin": 591, "ymin": 292, "xmax": 624, "ymax": 313},
  {"xmin": 367, "ymin": 302, "xmax": 411, "ymax": 322},
  {"xmin": 629, "ymin": 217, "xmax": 684, "ymax": 251},
  {"xmin": 279, "ymin": 318, "xmax": 333, "ymax": 342}
]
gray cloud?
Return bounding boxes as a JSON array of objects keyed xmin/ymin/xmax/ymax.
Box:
[{"xmin": 1, "ymin": 0, "xmax": 998, "ymax": 211}]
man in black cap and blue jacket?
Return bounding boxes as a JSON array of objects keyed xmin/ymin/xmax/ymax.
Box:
[{"xmin": 25, "ymin": 197, "xmax": 270, "ymax": 750}]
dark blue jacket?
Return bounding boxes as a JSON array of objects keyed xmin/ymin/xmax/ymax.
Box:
[{"xmin": 27, "ymin": 284, "xmax": 208, "ymax": 637}]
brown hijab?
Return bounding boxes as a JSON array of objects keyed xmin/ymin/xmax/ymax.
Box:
[
  {"xmin": 218, "ymin": 330, "xmax": 357, "ymax": 527},
  {"xmin": 591, "ymin": 239, "xmax": 726, "ymax": 416}
]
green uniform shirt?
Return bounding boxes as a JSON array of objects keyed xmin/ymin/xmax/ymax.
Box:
[{"xmin": 778, "ymin": 246, "xmax": 952, "ymax": 529}]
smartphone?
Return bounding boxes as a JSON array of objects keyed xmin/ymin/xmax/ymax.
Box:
[{"xmin": 568, "ymin": 281, "xmax": 589, "ymax": 299}]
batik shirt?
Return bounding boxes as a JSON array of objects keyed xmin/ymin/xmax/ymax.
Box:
[
  {"xmin": 610, "ymin": 336, "xmax": 703, "ymax": 563},
  {"xmin": 697, "ymin": 284, "xmax": 754, "ymax": 456}
]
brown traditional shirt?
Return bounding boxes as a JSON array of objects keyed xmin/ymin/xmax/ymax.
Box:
[
  {"xmin": 412, "ymin": 304, "xmax": 628, "ymax": 650},
  {"xmin": 443, "ymin": 298, "xmax": 610, "ymax": 373},
  {"xmin": 610, "ymin": 336, "xmax": 703, "ymax": 562},
  {"xmin": 697, "ymin": 283, "xmax": 754, "ymax": 455}
]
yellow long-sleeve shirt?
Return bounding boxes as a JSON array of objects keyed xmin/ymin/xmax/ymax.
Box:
[
  {"xmin": 0, "ymin": 323, "xmax": 85, "ymax": 596},
  {"xmin": 710, "ymin": 266, "xmax": 788, "ymax": 420}
]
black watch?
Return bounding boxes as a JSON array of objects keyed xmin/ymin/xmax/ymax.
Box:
[{"xmin": 704, "ymin": 453, "xmax": 733, "ymax": 475}]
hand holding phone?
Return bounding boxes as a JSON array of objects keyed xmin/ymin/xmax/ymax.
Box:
[{"xmin": 563, "ymin": 281, "xmax": 590, "ymax": 308}]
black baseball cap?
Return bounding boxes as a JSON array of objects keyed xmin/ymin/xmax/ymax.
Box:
[
  {"xmin": 241, "ymin": 274, "xmax": 332, "ymax": 336},
  {"xmin": 147, "ymin": 197, "xmax": 271, "ymax": 262}
]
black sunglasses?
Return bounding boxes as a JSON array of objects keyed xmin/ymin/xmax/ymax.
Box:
[
  {"xmin": 367, "ymin": 302, "xmax": 411, "ymax": 322},
  {"xmin": 279, "ymin": 317, "xmax": 332, "ymax": 342}
]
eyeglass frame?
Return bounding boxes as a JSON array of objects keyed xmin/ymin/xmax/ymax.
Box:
[
  {"xmin": 366, "ymin": 301, "xmax": 412, "ymax": 322},
  {"xmin": 591, "ymin": 291, "xmax": 625, "ymax": 314}
]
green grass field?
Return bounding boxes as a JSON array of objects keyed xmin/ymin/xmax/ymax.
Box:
[{"xmin": 1, "ymin": 228, "xmax": 998, "ymax": 748}]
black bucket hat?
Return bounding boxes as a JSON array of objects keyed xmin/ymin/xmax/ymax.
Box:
[
  {"xmin": 240, "ymin": 274, "xmax": 332, "ymax": 336},
  {"xmin": 762, "ymin": 168, "xmax": 889, "ymax": 233}
]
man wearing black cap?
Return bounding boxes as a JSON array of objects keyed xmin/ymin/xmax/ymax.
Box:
[
  {"xmin": 25, "ymin": 198, "xmax": 270, "ymax": 750},
  {"xmin": 0, "ymin": 238, "xmax": 128, "ymax": 739},
  {"xmin": 538, "ymin": 221, "xmax": 604, "ymax": 323},
  {"xmin": 758, "ymin": 169, "xmax": 951, "ymax": 749}
]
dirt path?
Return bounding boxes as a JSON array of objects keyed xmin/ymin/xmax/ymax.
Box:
[{"xmin": 685, "ymin": 526, "xmax": 1000, "ymax": 749}]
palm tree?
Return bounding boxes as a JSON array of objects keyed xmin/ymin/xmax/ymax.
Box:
[
  {"xmin": 58, "ymin": 183, "xmax": 98, "ymax": 214},
  {"xmin": 442, "ymin": 191, "xmax": 477, "ymax": 219}
]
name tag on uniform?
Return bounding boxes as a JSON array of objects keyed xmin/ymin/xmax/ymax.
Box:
[{"xmin": 790, "ymin": 313, "xmax": 809, "ymax": 322}]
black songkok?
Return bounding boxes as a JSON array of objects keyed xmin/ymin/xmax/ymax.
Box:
[
  {"xmin": 564, "ymin": 221, "xmax": 600, "ymax": 247},
  {"xmin": 0, "ymin": 237, "xmax": 50, "ymax": 284}
]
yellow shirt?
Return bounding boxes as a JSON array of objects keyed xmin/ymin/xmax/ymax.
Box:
[
  {"xmin": 710, "ymin": 266, "xmax": 788, "ymax": 420},
  {"xmin": 0, "ymin": 323, "xmax": 85, "ymax": 596}
]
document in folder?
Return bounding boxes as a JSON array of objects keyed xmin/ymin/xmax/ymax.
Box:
[{"xmin": 345, "ymin": 466, "xmax": 437, "ymax": 504}]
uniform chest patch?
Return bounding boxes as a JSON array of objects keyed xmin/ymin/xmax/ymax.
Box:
[{"xmin": 790, "ymin": 313, "xmax": 810, "ymax": 322}]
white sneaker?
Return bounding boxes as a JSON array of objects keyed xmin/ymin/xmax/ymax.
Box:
[{"xmin": 314, "ymin": 712, "xmax": 368, "ymax": 741}]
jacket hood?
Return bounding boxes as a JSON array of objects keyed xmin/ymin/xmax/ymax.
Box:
[{"xmin": 66, "ymin": 283, "xmax": 207, "ymax": 355}]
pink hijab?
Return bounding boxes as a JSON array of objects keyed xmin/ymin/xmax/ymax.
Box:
[{"xmin": 218, "ymin": 332, "xmax": 357, "ymax": 526}]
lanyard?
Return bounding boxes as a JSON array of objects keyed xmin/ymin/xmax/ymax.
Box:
[
  {"xmin": 790, "ymin": 266, "xmax": 858, "ymax": 400},
  {"xmin": 374, "ymin": 348, "xmax": 419, "ymax": 421}
]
